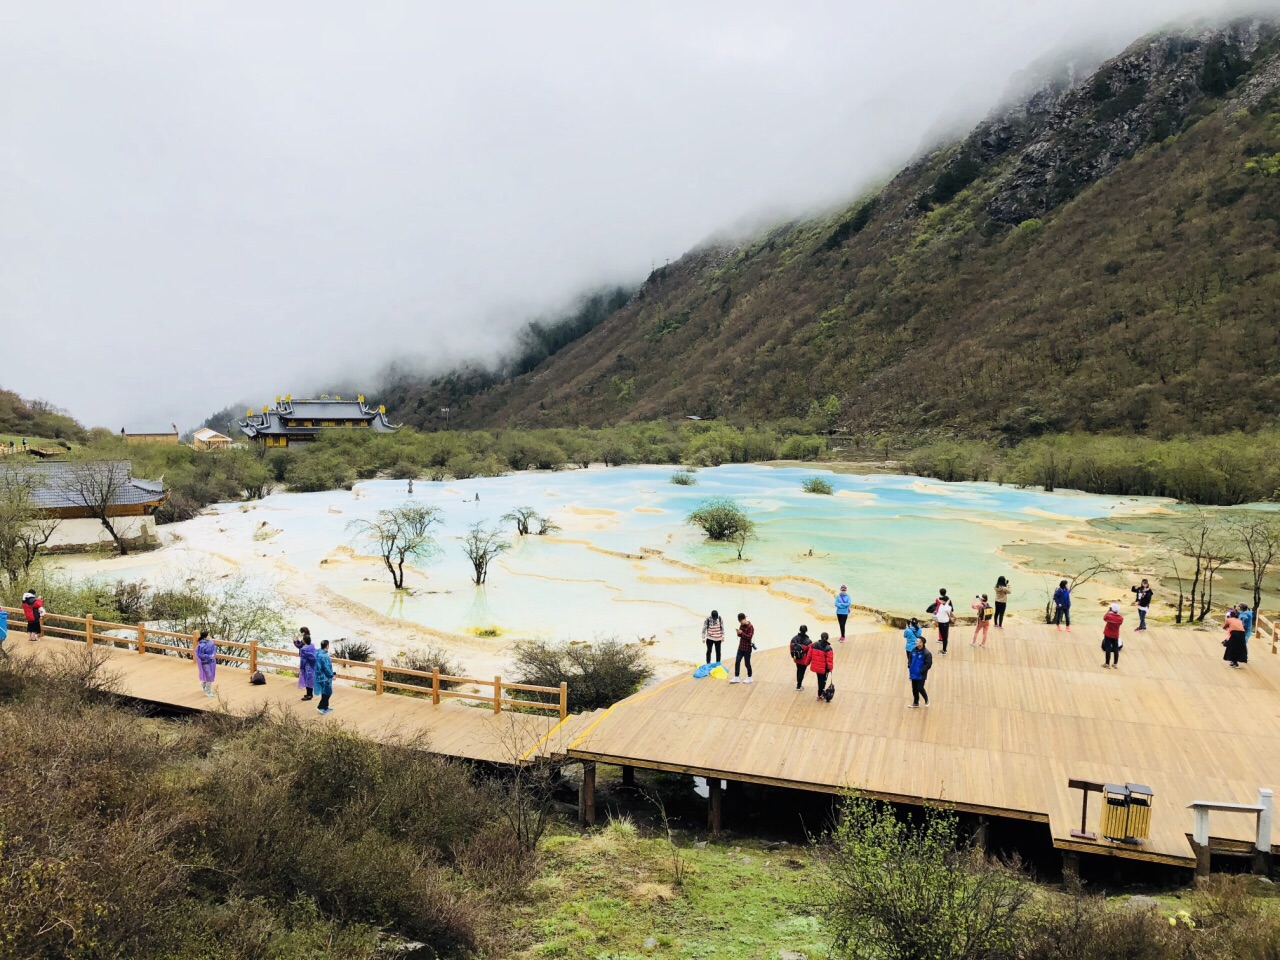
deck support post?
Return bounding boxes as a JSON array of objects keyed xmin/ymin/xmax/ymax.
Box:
[
  {"xmin": 1255, "ymin": 789, "xmax": 1274, "ymax": 876},
  {"xmin": 709, "ymin": 778, "xmax": 723, "ymax": 838},
  {"xmin": 432, "ymin": 668, "xmax": 440, "ymax": 705},
  {"xmin": 137, "ymin": 623, "xmax": 148, "ymax": 654},
  {"xmin": 85, "ymin": 615, "xmax": 94, "ymax": 647},
  {"xmin": 974, "ymin": 816, "xmax": 990, "ymax": 852},
  {"xmin": 621, "ymin": 765, "xmax": 635, "ymax": 789},
  {"xmin": 249, "ymin": 638, "xmax": 258, "ymax": 674},
  {"xmin": 493, "ymin": 675, "xmax": 502, "ymax": 715},
  {"xmin": 578, "ymin": 762, "xmax": 597, "ymax": 826},
  {"xmin": 375, "ymin": 659, "xmax": 384, "ymax": 695},
  {"xmin": 1061, "ymin": 850, "xmax": 1080, "ymax": 884}
]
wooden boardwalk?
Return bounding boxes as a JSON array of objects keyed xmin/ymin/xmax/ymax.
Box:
[
  {"xmin": 565, "ymin": 620, "xmax": 1280, "ymax": 867},
  {"xmin": 5, "ymin": 635, "xmax": 591, "ymax": 764}
]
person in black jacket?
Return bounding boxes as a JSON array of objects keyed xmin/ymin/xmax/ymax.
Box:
[
  {"xmin": 1130, "ymin": 579, "xmax": 1153, "ymax": 631},
  {"xmin": 789, "ymin": 625, "xmax": 813, "ymax": 691}
]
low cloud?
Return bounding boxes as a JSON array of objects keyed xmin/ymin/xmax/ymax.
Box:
[{"xmin": 0, "ymin": 0, "xmax": 1262, "ymax": 428}]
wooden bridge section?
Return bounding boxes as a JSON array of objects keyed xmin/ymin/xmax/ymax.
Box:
[
  {"xmin": 1, "ymin": 607, "xmax": 586, "ymax": 764},
  {"xmin": 565, "ymin": 619, "xmax": 1280, "ymax": 868}
]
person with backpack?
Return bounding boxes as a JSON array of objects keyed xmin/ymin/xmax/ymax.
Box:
[
  {"xmin": 834, "ymin": 586, "xmax": 852, "ymax": 642},
  {"xmin": 702, "ymin": 610, "xmax": 725, "ymax": 664},
  {"xmin": 971, "ymin": 594, "xmax": 993, "ymax": 647},
  {"xmin": 908, "ymin": 636, "xmax": 932, "ymax": 708},
  {"xmin": 293, "ymin": 627, "xmax": 317, "ymax": 701},
  {"xmin": 903, "ymin": 617, "xmax": 925, "ymax": 665},
  {"xmin": 790, "ymin": 625, "xmax": 813, "ymax": 691},
  {"xmin": 195, "ymin": 630, "xmax": 217, "ymax": 697},
  {"xmin": 1130, "ymin": 579, "xmax": 1153, "ymax": 631},
  {"xmin": 994, "ymin": 577, "xmax": 1011, "ymax": 628},
  {"xmin": 731, "ymin": 613, "xmax": 755, "ymax": 684},
  {"xmin": 929, "ymin": 589, "xmax": 953, "ymax": 654},
  {"xmin": 315, "ymin": 638, "xmax": 336, "ymax": 712},
  {"xmin": 1053, "ymin": 580, "xmax": 1072, "ymax": 631},
  {"xmin": 21, "ymin": 591, "xmax": 43, "ymax": 640},
  {"xmin": 1101, "ymin": 603, "xmax": 1124, "ymax": 669},
  {"xmin": 809, "ymin": 632, "xmax": 834, "ymax": 702}
]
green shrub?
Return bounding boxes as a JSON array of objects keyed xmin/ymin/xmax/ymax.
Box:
[
  {"xmin": 389, "ymin": 645, "xmax": 467, "ymax": 692},
  {"xmin": 510, "ymin": 637, "xmax": 653, "ymax": 713},
  {"xmin": 333, "ymin": 638, "xmax": 374, "ymax": 662},
  {"xmin": 670, "ymin": 469, "xmax": 697, "ymax": 486},
  {"xmin": 802, "ymin": 476, "xmax": 834, "ymax": 495}
]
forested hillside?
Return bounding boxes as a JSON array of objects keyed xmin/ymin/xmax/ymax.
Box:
[
  {"xmin": 0, "ymin": 388, "xmax": 85, "ymax": 441},
  {"xmin": 389, "ymin": 18, "xmax": 1280, "ymax": 439}
]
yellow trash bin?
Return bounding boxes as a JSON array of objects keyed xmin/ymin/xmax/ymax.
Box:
[
  {"xmin": 1125, "ymin": 783, "xmax": 1154, "ymax": 842},
  {"xmin": 1100, "ymin": 784, "xmax": 1130, "ymax": 841}
]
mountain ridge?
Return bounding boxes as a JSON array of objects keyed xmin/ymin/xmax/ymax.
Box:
[{"xmin": 385, "ymin": 16, "xmax": 1280, "ymax": 439}]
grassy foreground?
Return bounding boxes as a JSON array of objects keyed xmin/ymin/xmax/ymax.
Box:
[
  {"xmin": 514, "ymin": 825, "xmax": 824, "ymax": 959},
  {"xmin": 2, "ymin": 648, "xmax": 1278, "ymax": 960}
]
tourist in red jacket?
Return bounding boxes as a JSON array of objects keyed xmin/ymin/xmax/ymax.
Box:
[
  {"xmin": 1101, "ymin": 603, "xmax": 1124, "ymax": 669},
  {"xmin": 21, "ymin": 591, "xmax": 43, "ymax": 640},
  {"xmin": 809, "ymin": 633, "xmax": 834, "ymax": 702},
  {"xmin": 731, "ymin": 613, "xmax": 755, "ymax": 684}
]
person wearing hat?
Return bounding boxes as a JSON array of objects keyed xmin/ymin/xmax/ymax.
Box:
[
  {"xmin": 21, "ymin": 591, "xmax": 43, "ymax": 640},
  {"xmin": 903, "ymin": 617, "xmax": 925, "ymax": 665},
  {"xmin": 834, "ymin": 585, "xmax": 852, "ymax": 642},
  {"xmin": 1101, "ymin": 603, "xmax": 1124, "ymax": 669},
  {"xmin": 789, "ymin": 625, "xmax": 813, "ymax": 691}
]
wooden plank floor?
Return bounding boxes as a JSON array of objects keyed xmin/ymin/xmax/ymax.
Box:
[
  {"xmin": 7, "ymin": 637, "xmax": 576, "ymax": 764},
  {"xmin": 566, "ymin": 620, "xmax": 1280, "ymax": 865}
]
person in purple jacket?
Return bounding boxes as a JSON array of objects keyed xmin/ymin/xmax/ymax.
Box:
[
  {"xmin": 293, "ymin": 626, "xmax": 317, "ymax": 701},
  {"xmin": 195, "ymin": 630, "xmax": 217, "ymax": 697}
]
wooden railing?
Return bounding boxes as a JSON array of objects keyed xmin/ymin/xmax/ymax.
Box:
[
  {"xmin": 1257, "ymin": 612, "xmax": 1279, "ymax": 655},
  {"xmin": 1, "ymin": 606, "xmax": 568, "ymax": 719}
]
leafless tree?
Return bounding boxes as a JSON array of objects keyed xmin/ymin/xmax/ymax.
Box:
[
  {"xmin": 1231, "ymin": 514, "xmax": 1280, "ymax": 619},
  {"xmin": 501, "ymin": 506, "xmax": 540, "ymax": 536},
  {"xmin": 56, "ymin": 461, "xmax": 131, "ymax": 554},
  {"xmin": 462, "ymin": 522, "xmax": 509, "ymax": 585},
  {"xmin": 0, "ymin": 467, "xmax": 58, "ymax": 588},
  {"xmin": 1171, "ymin": 510, "xmax": 1236, "ymax": 623},
  {"xmin": 348, "ymin": 503, "xmax": 442, "ymax": 589},
  {"xmin": 1040, "ymin": 557, "xmax": 1116, "ymax": 624}
]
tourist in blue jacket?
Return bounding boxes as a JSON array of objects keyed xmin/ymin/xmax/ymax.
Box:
[
  {"xmin": 903, "ymin": 618, "xmax": 925, "ymax": 665},
  {"xmin": 1239, "ymin": 603, "xmax": 1255, "ymax": 644},
  {"xmin": 835, "ymin": 585, "xmax": 852, "ymax": 641},
  {"xmin": 908, "ymin": 637, "xmax": 932, "ymax": 708},
  {"xmin": 314, "ymin": 638, "xmax": 336, "ymax": 715},
  {"xmin": 1053, "ymin": 580, "xmax": 1072, "ymax": 632}
]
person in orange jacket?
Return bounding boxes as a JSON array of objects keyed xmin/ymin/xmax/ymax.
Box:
[
  {"xmin": 1101, "ymin": 603, "xmax": 1124, "ymax": 669},
  {"xmin": 809, "ymin": 632, "xmax": 834, "ymax": 702}
]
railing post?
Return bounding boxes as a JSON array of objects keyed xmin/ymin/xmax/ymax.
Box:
[
  {"xmin": 137, "ymin": 622, "xmax": 147, "ymax": 655},
  {"xmin": 559, "ymin": 681, "xmax": 568, "ymax": 720},
  {"xmin": 85, "ymin": 614, "xmax": 94, "ymax": 647},
  {"xmin": 375, "ymin": 659, "xmax": 384, "ymax": 695},
  {"xmin": 432, "ymin": 667, "xmax": 440, "ymax": 705},
  {"xmin": 249, "ymin": 638, "xmax": 258, "ymax": 673},
  {"xmin": 494, "ymin": 675, "xmax": 502, "ymax": 715}
]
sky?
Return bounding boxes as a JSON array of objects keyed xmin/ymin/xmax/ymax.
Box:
[{"xmin": 0, "ymin": 0, "xmax": 1264, "ymax": 429}]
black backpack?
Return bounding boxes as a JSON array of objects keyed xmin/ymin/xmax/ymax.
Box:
[
  {"xmin": 823, "ymin": 682, "xmax": 836, "ymax": 702},
  {"xmin": 926, "ymin": 601, "xmax": 938, "ymax": 614},
  {"xmin": 790, "ymin": 637, "xmax": 807, "ymax": 660}
]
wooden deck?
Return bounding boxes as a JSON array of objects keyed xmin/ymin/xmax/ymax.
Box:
[
  {"xmin": 566, "ymin": 620, "xmax": 1280, "ymax": 867},
  {"xmin": 5, "ymin": 636, "xmax": 590, "ymax": 764}
]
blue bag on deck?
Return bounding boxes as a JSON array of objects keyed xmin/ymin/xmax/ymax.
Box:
[{"xmin": 693, "ymin": 661, "xmax": 721, "ymax": 679}]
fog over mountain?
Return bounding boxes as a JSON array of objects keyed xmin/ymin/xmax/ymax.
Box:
[{"xmin": 0, "ymin": 0, "xmax": 1265, "ymax": 428}]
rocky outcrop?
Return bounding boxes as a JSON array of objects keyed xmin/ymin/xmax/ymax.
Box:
[{"xmin": 982, "ymin": 18, "xmax": 1279, "ymax": 224}]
